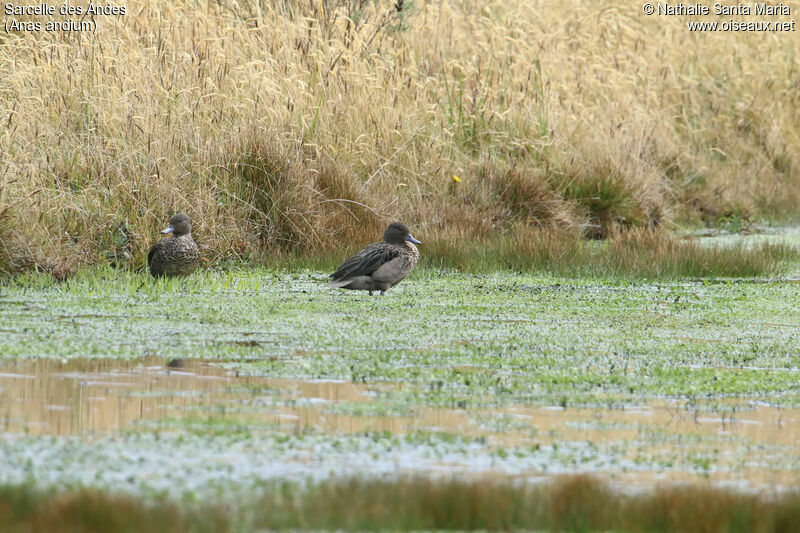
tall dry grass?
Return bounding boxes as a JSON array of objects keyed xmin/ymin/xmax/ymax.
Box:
[{"xmin": 1, "ymin": 1, "xmax": 798, "ymax": 275}]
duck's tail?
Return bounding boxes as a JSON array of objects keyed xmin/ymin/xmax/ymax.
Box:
[{"xmin": 326, "ymin": 278, "xmax": 353, "ymax": 289}]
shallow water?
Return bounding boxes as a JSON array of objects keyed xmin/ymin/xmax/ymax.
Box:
[{"xmin": 2, "ymin": 357, "xmax": 800, "ymax": 492}]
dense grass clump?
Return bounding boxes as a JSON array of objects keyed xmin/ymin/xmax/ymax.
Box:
[
  {"xmin": 2, "ymin": 1, "xmax": 799, "ymax": 276},
  {"xmin": 2, "ymin": 477, "xmax": 800, "ymax": 532}
]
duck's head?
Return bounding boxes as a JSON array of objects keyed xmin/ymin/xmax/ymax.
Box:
[
  {"xmin": 384, "ymin": 222, "xmax": 421, "ymax": 245},
  {"xmin": 161, "ymin": 213, "xmax": 193, "ymax": 236}
]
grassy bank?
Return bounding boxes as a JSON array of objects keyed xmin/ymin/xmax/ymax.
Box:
[
  {"xmin": 1, "ymin": 0, "xmax": 798, "ymax": 275},
  {"xmin": 2, "ymin": 476, "xmax": 799, "ymax": 532},
  {"xmin": 6, "ymin": 225, "xmax": 800, "ymax": 280}
]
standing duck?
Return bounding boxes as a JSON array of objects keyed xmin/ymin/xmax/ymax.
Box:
[
  {"xmin": 147, "ymin": 213, "xmax": 200, "ymax": 277},
  {"xmin": 328, "ymin": 222, "xmax": 421, "ymax": 295}
]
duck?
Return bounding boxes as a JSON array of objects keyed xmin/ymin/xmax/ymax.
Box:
[
  {"xmin": 147, "ymin": 213, "xmax": 200, "ymax": 277},
  {"xmin": 328, "ymin": 222, "xmax": 421, "ymax": 295}
]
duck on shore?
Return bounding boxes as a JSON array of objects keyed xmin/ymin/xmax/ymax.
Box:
[
  {"xmin": 147, "ymin": 213, "xmax": 200, "ymax": 277},
  {"xmin": 328, "ymin": 222, "xmax": 421, "ymax": 295}
]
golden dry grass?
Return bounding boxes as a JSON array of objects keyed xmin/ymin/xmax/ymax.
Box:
[{"xmin": 1, "ymin": 0, "xmax": 798, "ymax": 274}]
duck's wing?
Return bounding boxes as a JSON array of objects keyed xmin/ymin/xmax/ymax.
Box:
[
  {"xmin": 330, "ymin": 243, "xmax": 400, "ymax": 280},
  {"xmin": 147, "ymin": 241, "xmax": 161, "ymax": 267}
]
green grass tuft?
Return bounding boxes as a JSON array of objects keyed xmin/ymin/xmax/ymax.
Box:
[{"xmin": 421, "ymin": 227, "xmax": 800, "ymax": 278}]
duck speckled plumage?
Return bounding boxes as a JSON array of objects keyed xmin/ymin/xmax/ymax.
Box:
[
  {"xmin": 147, "ymin": 213, "xmax": 200, "ymax": 277},
  {"xmin": 328, "ymin": 222, "xmax": 421, "ymax": 295}
]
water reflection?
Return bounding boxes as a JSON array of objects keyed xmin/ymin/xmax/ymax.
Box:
[
  {"xmin": 2, "ymin": 357, "xmax": 800, "ymax": 488},
  {"xmin": 0, "ymin": 358, "xmax": 472, "ymax": 437}
]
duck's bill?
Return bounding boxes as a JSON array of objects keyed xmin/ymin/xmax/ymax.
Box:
[
  {"xmin": 405, "ymin": 234, "xmax": 422, "ymax": 245},
  {"xmin": 160, "ymin": 224, "xmax": 175, "ymax": 234}
]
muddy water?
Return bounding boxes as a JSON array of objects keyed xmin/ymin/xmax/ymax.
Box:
[
  {"xmin": 2, "ymin": 358, "xmax": 800, "ymax": 488},
  {"xmin": 0, "ymin": 357, "xmax": 478, "ymax": 437},
  {"xmin": 0, "ymin": 357, "xmax": 797, "ymax": 444}
]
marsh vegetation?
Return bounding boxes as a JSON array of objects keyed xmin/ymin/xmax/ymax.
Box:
[
  {"xmin": 4, "ymin": 476, "xmax": 800, "ymax": 532},
  {"xmin": 2, "ymin": 0, "xmax": 800, "ymax": 530}
]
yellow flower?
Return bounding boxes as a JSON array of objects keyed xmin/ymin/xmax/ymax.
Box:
[{"xmin": 452, "ymin": 174, "xmax": 461, "ymax": 183}]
